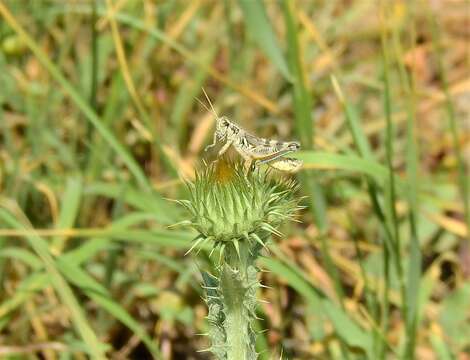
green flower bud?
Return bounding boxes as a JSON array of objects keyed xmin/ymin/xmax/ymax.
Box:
[{"xmin": 179, "ymin": 159, "xmax": 301, "ymax": 256}]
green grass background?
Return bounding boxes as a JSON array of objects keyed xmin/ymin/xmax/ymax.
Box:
[{"xmin": 0, "ymin": 0, "xmax": 469, "ymax": 359}]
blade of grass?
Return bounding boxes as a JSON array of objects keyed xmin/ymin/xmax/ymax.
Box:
[
  {"xmin": 429, "ymin": 335, "xmax": 456, "ymax": 360},
  {"xmin": 0, "ymin": 206, "xmax": 108, "ymax": 359},
  {"xmin": 0, "ymin": 247, "xmax": 42, "ymax": 270},
  {"xmin": 138, "ymin": 251, "xmax": 200, "ymax": 292},
  {"xmin": 105, "ymin": 0, "xmax": 177, "ymax": 177},
  {"xmin": 280, "ymin": 8, "xmax": 352, "ymax": 353},
  {"xmin": 430, "ymin": 10, "xmax": 470, "ymax": 243},
  {"xmin": 89, "ymin": 0, "xmax": 98, "ymax": 111},
  {"xmin": 282, "ymin": 0, "xmax": 311, "ymax": 148},
  {"xmin": 57, "ymin": 260, "xmax": 161, "ymax": 357},
  {"xmin": 0, "ymin": 236, "xmax": 6, "ymax": 287},
  {"xmin": 352, "ymin": 230, "xmax": 381, "ymax": 356},
  {"xmin": 84, "ymin": 182, "xmax": 177, "ymax": 224},
  {"xmin": 0, "ymin": 257, "xmax": 161, "ymax": 357},
  {"xmin": 238, "ymin": 0, "xmax": 292, "ymax": 81},
  {"xmin": 330, "ymin": 75, "xmax": 374, "ymax": 159},
  {"xmin": 261, "ymin": 257, "xmax": 374, "ymax": 358},
  {"xmin": 101, "ymin": 185, "xmax": 126, "ymax": 293},
  {"xmin": 295, "ymin": 151, "xmax": 389, "ymax": 183},
  {"xmin": 110, "ymin": 229, "xmax": 193, "ymax": 248},
  {"xmin": 0, "ymin": 1, "xmax": 150, "ymax": 191},
  {"xmin": 0, "ymin": 210, "xmax": 161, "ymax": 356},
  {"xmin": 105, "ymin": 0, "xmax": 153, "ymax": 139},
  {"xmin": 331, "ymin": 71, "xmax": 400, "ymax": 358},
  {"xmin": 391, "ymin": 8, "xmax": 422, "ymax": 358},
  {"xmin": 281, "ymin": 0, "xmax": 328, "ymax": 233},
  {"xmin": 253, "ymin": 319, "xmax": 270, "ymax": 360},
  {"xmin": 0, "ymin": 238, "xmax": 111, "ymax": 320},
  {"xmin": 380, "ymin": 14, "xmax": 410, "ymax": 357},
  {"xmin": 380, "ymin": 232, "xmax": 391, "ymax": 360},
  {"xmin": 0, "ymin": 227, "xmax": 193, "ymax": 248},
  {"xmin": 64, "ymin": 238, "xmax": 114, "ymax": 265},
  {"xmin": 86, "ymin": 71, "xmax": 127, "ymax": 179},
  {"xmin": 51, "ymin": 177, "xmax": 83, "ymax": 254},
  {"xmin": 0, "ymin": 273, "xmax": 49, "ymax": 319},
  {"xmin": 110, "ymin": 212, "xmax": 164, "ymax": 228},
  {"xmin": 171, "ymin": 45, "xmax": 217, "ymax": 149}
]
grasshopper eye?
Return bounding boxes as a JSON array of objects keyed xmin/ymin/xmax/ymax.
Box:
[{"xmin": 288, "ymin": 142, "xmax": 300, "ymax": 151}]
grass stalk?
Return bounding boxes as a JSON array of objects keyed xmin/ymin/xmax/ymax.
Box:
[
  {"xmin": 331, "ymin": 75, "xmax": 394, "ymax": 356},
  {"xmin": 282, "ymin": 4, "xmax": 352, "ymax": 354},
  {"xmin": 105, "ymin": 0, "xmax": 177, "ymax": 176},
  {"xmin": 380, "ymin": 21, "xmax": 410, "ymax": 357},
  {"xmin": 380, "ymin": 240, "xmax": 391, "ymax": 359},
  {"xmin": 90, "ymin": 0, "xmax": 98, "ymax": 111},
  {"xmin": 391, "ymin": 7, "xmax": 421, "ymax": 357},
  {"xmin": 430, "ymin": 11, "xmax": 470, "ymax": 243}
]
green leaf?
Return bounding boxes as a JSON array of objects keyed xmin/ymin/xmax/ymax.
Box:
[
  {"xmin": 61, "ymin": 238, "xmax": 114, "ymax": 265},
  {"xmin": 84, "ymin": 182, "xmax": 177, "ymax": 224},
  {"xmin": 295, "ymin": 151, "xmax": 389, "ymax": 183},
  {"xmin": 322, "ymin": 301, "xmax": 374, "ymax": 356},
  {"xmin": 0, "ymin": 247, "xmax": 42, "ymax": 270}
]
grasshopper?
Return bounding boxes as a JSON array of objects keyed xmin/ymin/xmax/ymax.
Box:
[{"xmin": 200, "ymin": 90, "xmax": 303, "ymax": 173}]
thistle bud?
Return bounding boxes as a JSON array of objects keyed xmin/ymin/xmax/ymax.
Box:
[{"xmin": 180, "ymin": 159, "xmax": 301, "ymax": 258}]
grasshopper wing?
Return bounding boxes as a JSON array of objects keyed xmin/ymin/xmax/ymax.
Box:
[{"xmin": 244, "ymin": 133, "xmax": 300, "ymax": 163}]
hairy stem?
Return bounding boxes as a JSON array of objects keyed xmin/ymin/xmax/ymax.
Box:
[
  {"xmin": 215, "ymin": 242, "xmax": 258, "ymax": 360},
  {"xmin": 220, "ymin": 265, "xmax": 250, "ymax": 360}
]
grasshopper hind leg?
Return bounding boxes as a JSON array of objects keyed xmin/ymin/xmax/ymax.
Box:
[
  {"xmin": 235, "ymin": 149, "xmax": 255, "ymax": 174},
  {"xmin": 247, "ymin": 160, "xmax": 257, "ymax": 173}
]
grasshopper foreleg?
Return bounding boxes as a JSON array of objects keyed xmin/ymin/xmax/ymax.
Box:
[{"xmin": 204, "ymin": 131, "xmax": 218, "ymax": 152}]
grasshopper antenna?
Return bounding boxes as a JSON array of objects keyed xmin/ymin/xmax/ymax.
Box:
[
  {"xmin": 195, "ymin": 96, "xmax": 212, "ymax": 115},
  {"xmin": 201, "ymin": 87, "xmax": 219, "ymax": 119},
  {"xmin": 199, "ymin": 88, "xmax": 220, "ymax": 152}
]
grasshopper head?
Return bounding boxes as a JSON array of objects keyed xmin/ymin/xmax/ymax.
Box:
[
  {"xmin": 216, "ymin": 116, "xmax": 231, "ymax": 140},
  {"xmin": 287, "ymin": 142, "xmax": 300, "ymax": 151}
]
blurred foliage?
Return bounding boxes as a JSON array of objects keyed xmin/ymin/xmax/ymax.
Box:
[{"xmin": 0, "ymin": 0, "xmax": 469, "ymax": 359}]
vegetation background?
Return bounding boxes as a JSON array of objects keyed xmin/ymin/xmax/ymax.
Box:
[{"xmin": 0, "ymin": 0, "xmax": 469, "ymax": 359}]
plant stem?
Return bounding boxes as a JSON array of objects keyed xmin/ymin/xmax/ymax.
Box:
[
  {"xmin": 218, "ymin": 243, "xmax": 257, "ymax": 360},
  {"xmin": 220, "ymin": 266, "xmax": 249, "ymax": 360}
]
